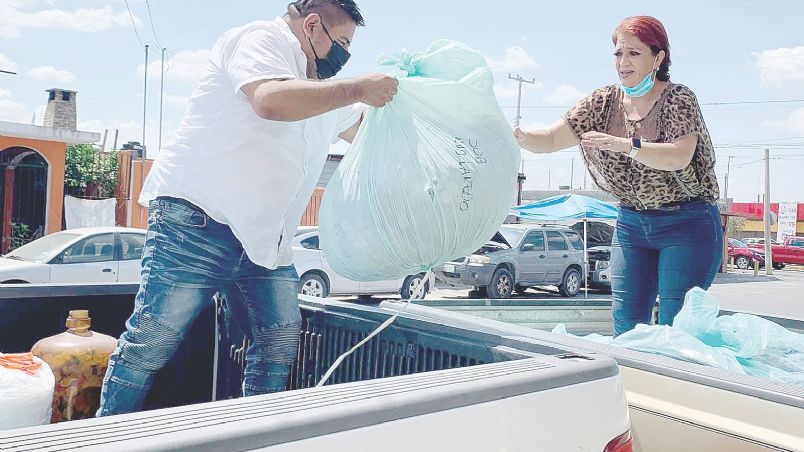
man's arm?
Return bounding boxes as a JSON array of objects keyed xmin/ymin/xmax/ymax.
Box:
[{"xmin": 241, "ymin": 74, "xmax": 397, "ymax": 123}]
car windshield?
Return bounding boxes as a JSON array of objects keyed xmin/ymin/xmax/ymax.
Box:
[
  {"xmin": 498, "ymin": 227, "xmax": 526, "ymax": 247},
  {"xmin": 731, "ymin": 239, "xmax": 748, "ymax": 247},
  {"xmin": 5, "ymin": 232, "xmax": 82, "ymax": 262}
]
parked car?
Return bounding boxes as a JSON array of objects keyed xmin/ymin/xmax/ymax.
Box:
[
  {"xmin": 727, "ymin": 238, "xmax": 765, "ymax": 270},
  {"xmin": 587, "ymin": 246, "xmax": 612, "ymax": 291},
  {"xmin": 748, "ymin": 236, "xmax": 804, "ymax": 269},
  {"xmin": 0, "ymin": 227, "xmax": 145, "ymax": 284},
  {"xmin": 292, "ymin": 227, "xmax": 431, "ymax": 299},
  {"xmin": 434, "ymin": 224, "xmax": 585, "ymax": 298},
  {"xmin": 744, "ymin": 237, "xmax": 778, "ymax": 246}
]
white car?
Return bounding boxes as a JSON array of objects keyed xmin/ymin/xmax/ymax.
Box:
[
  {"xmin": 292, "ymin": 227, "xmax": 431, "ymax": 299},
  {"xmin": 0, "ymin": 227, "xmax": 146, "ymax": 284}
]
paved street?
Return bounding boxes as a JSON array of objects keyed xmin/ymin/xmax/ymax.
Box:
[
  {"xmin": 345, "ymin": 266, "xmax": 804, "ymax": 321},
  {"xmin": 709, "ymin": 267, "xmax": 804, "ymax": 321}
]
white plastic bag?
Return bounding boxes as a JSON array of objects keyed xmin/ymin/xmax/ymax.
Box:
[
  {"xmin": 319, "ymin": 40, "xmax": 520, "ymax": 281},
  {"xmin": 0, "ymin": 354, "xmax": 54, "ymax": 430}
]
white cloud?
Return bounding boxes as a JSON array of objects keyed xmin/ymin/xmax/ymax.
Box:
[
  {"xmin": 543, "ymin": 84, "xmax": 586, "ymax": 106},
  {"xmin": 763, "ymin": 107, "xmax": 804, "ymax": 134},
  {"xmin": 0, "ymin": 4, "xmax": 135, "ymax": 38},
  {"xmin": 0, "ymin": 89, "xmax": 32, "ymax": 124},
  {"xmin": 486, "ymin": 46, "xmax": 539, "ymax": 73},
  {"xmin": 0, "ymin": 53, "xmax": 19, "ymax": 73},
  {"xmin": 752, "ymin": 46, "xmax": 804, "ymax": 88},
  {"xmin": 139, "ymin": 49, "xmax": 210, "ymax": 84},
  {"xmin": 27, "ymin": 66, "xmax": 76, "ymax": 83}
]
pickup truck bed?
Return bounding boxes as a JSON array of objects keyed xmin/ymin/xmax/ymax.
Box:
[{"xmin": 406, "ymin": 299, "xmax": 804, "ymax": 451}]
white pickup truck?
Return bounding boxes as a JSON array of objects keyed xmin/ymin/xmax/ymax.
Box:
[{"xmin": 0, "ymin": 285, "xmax": 630, "ymax": 451}]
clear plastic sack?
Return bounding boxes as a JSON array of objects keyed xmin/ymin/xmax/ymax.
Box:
[
  {"xmin": 0, "ymin": 353, "xmax": 54, "ymax": 430},
  {"xmin": 319, "ymin": 40, "xmax": 520, "ymax": 281}
]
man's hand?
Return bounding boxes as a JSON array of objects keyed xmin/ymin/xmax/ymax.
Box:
[{"xmin": 355, "ymin": 73, "xmax": 399, "ymax": 108}]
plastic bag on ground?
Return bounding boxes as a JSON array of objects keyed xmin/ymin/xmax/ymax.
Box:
[
  {"xmin": 319, "ymin": 40, "xmax": 520, "ymax": 281},
  {"xmin": 550, "ymin": 287, "xmax": 804, "ymax": 386},
  {"xmin": 0, "ymin": 353, "xmax": 55, "ymax": 430}
]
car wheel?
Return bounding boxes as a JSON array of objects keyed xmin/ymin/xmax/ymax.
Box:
[
  {"xmin": 559, "ymin": 268, "xmax": 582, "ymax": 297},
  {"xmin": 773, "ymin": 262, "xmax": 786, "ymax": 270},
  {"xmin": 735, "ymin": 255, "xmax": 750, "ymax": 270},
  {"xmin": 401, "ymin": 273, "xmax": 429, "ymax": 299},
  {"xmin": 299, "ymin": 273, "xmax": 329, "ymax": 298},
  {"xmin": 488, "ymin": 267, "xmax": 514, "ymax": 299}
]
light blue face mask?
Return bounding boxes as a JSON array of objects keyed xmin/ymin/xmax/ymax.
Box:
[{"xmin": 621, "ymin": 57, "xmax": 659, "ymax": 98}]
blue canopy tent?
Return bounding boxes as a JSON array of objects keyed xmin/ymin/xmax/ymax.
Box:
[{"xmin": 511, "ymin": 194, "xmax": 619, "ymax": 297}]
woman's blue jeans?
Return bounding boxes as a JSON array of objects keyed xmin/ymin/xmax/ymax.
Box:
[{"xmin": 611, "ymin": 199, "xmax": 723, "ymax": 336}]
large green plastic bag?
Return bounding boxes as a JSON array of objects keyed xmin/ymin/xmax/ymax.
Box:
[{"xmin": 319, "ymin": 40, "xmax": 520, "ymax": 281}]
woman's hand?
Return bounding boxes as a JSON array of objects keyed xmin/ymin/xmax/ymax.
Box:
[
  {"xmin": 513, "ymin": 126, "xmax": 529, "ymax": 148},
  {"xmin": 581, "ymin": 132, "xmax": 630, "ymax": 154}
]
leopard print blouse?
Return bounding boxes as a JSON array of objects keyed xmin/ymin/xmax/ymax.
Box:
[{"xmin": 563, "ymin": 83, "xmax": 720, "ymax": 209}]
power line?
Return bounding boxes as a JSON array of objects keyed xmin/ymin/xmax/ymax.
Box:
[
  {"xmin": 123, "ymin": 0, "xmax": 145, "ymax": 47},
  {"xmin": 501, "ymin": 98, "xmax": 804, "ymax": 110},
  {"xmin": 144, "ymin": 0, "xmax": 163, "ymax": 48}
]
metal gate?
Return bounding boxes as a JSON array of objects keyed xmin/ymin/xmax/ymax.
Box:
[{"xmin": 0, "ymin": 147, "xmax": 48, "ymax": 253}]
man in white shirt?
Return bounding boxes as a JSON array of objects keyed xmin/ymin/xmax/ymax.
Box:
[{"xmin": 98, "ymin": 0, "xmax": 397, "ymax": 416}]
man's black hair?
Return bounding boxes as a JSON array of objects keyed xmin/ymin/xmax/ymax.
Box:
[{"xmin": 288, "ymin": 0, "xmax": 365, "ymax": 26}]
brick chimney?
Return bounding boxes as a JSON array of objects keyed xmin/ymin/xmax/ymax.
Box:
[{"xmin": 44, "ymin": 88, "xmax": 77, "ymax": 130}]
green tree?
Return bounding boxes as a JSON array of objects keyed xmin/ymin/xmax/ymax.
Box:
[
  {"xmin": 728, "ymin": 216, "xmax": 747, "ymax": 237},
  {"xmin": 65, "ymin": 144, "xmax": 119, "ymax": 198},
  {"xmin": 9, "ymin": 222, "xmax": 31, "ymax": 251}
]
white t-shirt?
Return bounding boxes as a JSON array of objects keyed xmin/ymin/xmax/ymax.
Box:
[{"xmin": 140, "ymin": 17, "xmax": 361, "ymax": 269}]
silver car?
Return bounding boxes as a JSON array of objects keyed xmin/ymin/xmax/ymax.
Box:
[{"xmin": 435, "ymin": 224, "xmax": 586, "ymax": 298}]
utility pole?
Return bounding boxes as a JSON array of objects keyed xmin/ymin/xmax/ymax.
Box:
[
  {"xmin": 764, "ymin": 148, "xmax": 774, "ymax": 275},
  {"xmin": 583, "ymin": 168, "xmax": 588, "ymax": 191},
  {"xmin": 570, "ymin": 158, "xmax": 575, "ymax": 190},
  {"xmin": 548, "ymin": 169, "xmax": 552, "ymax": 190},
  {"xmin": 508, "ymin": 73, "xmax": 536, "ymax": 128},
  {"xmin": 142, "ymin": 44, "xmax": 150, "ymax": 148},
  {"xmin": 158, "ymin": 47, "xmax": 166, "ymax": 153},
  {"xmin": 724, "ymin": 155, "xmax": 733, "ymax": 206}
]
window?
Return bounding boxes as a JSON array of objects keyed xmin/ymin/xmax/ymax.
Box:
[
  {"xmin": 62, "ymin": 91, "xmax": 71, "ymax": 101},
  {"xmin": 790, "ymin": 238, "xmax": 804, "ymax": 248},
  {"xmin": 48, "ymin": 91, "xmax": 56, "ymax": 101},
  {"xmin": 498, "ymin": 226, "xmax": 526, "ymax": 247},
  {"xmin": 546, "ymin": 231, "xmax": 568, "ymax": 251},
  {"xmin": 520, "ymin": 231, "xmax": 545, "ymax": 251},
  {"xmin": 564, "ymin": 231, "xmax": 585, "ymax": 251},
  {"xmin": 120, "ymin": 233, "xmax": 145, "ymax": 260},
  {"xmin": 8, "ymin": 231, "xmax": 81, "ymax": 262},
  {"xmin": 59, "ymin": 234, "xmax": 116, "ymax": 264},
  {"xmin": 300, "ymin": 235, "xmax": 320, "ymax": 250}
]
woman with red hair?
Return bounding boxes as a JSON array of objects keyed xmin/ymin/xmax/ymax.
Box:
[{"xmin": 515, "ymin": 16, "xmax": 721, "ymax": 335}]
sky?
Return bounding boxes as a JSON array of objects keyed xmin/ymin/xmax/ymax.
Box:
[{"xmin": 1, "ymin": 0, "xmax": 803, "ymax": 203}]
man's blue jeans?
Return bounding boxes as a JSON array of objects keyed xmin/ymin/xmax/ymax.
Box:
[
  {"xmin": 97, "ymin": 197, "xmax": 302, "ymax": 416},
  {"xmin": 611, "ymin": 199, "xmax": 723, "ymax": 336}
]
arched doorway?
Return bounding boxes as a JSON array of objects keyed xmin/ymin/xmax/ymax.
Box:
[{"xmin": 0, "ymin": 147, "xmax": 49, "ymax": 253}]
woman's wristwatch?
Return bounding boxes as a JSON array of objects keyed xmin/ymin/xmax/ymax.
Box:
[{"xmin": 629, "ymin": 137, "xmax": 641, "ymax": 158}]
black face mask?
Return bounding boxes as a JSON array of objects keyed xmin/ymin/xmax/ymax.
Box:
[{"xmin": 308, "ymin": 21, "xmax": 350, "ymax": 79}]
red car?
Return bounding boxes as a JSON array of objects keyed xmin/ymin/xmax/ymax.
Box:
[
  {"xmin": 728, "ymin": 238, "xmax": 765, "ymax": 270},
  {"xmin": 749, "ymin": 236, "xmax": 804, "ymax": 269}
]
